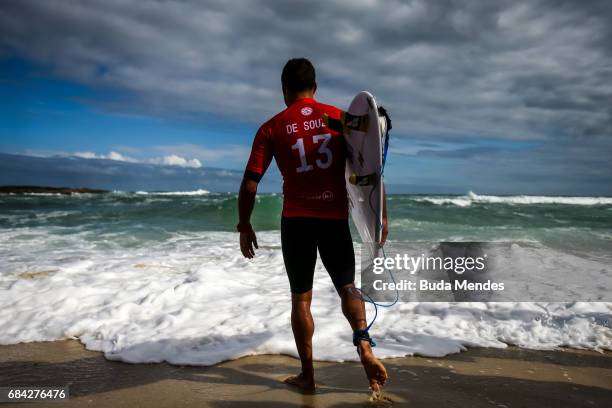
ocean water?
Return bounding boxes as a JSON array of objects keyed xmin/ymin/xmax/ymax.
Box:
[{"xmin": 0, "ymin": 190, "xmax": 611, "ymax": 364}]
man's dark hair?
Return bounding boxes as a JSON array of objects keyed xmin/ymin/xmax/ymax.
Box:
[{"xmin": 281, "ymin": 58, "xmax": 316, "ymax": 93}]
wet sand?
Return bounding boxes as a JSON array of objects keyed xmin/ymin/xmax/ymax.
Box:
[{"xmin": 0, "ymin": 340, "xmax": 610, "ymax": 407}]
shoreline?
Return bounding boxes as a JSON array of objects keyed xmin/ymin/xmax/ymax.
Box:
[{"xmin": 0, "ymin": 340, "xmax": 610, "ymax": 407}]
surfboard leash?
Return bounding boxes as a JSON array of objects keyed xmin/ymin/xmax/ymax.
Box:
[{"xmin": 350, "ymin": 105, "xmax": 399, "ymax": 350}]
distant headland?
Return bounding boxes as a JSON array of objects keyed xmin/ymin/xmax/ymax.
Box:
[{"xmin": 0, "ymin": 185, "xmax": 109, "ymax": 194}]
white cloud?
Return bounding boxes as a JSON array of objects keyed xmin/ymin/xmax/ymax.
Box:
[
  {"xmin": 73, "ymin": 151, "xmax": 97, "ymax": 159},
  {"xmin": 72, "ymin": 151, "xmax": 201, "ymax": 168},
  {"xmin": 148, "ymin": 155, "xmax": 202, "ymax": 168},
  {"xmin": 74, "ymin": 151, "xmax": 136, "ymax": 163},
  {"xmin": 151, "ymin": 144, "xmax": 249, "ymax": 163},
  {"xmin": 106, "ymin": 151, "xmax": 134, "ymax": 162}
]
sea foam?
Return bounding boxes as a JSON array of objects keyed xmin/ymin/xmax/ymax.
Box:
[
  {"xmin": 1, "ymin": 229, "xmax": 610, "ymax": 365},
  {"xmin": 415, "ymin": 191, "xmax": 612, "ymax": 207}
]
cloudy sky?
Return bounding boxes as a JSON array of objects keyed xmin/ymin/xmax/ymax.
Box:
[{"xmin": 1, "ymin": 0, "xmax": 611, "ymax": 194}]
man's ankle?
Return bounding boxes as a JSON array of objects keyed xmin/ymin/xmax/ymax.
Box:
[
  {"xmin": 301, "ymin": 366, "xmax": 315, "ymax": 379},
  {"xmin": 357, "ymin": 341, "xmax": 374, "ymax": 357}
]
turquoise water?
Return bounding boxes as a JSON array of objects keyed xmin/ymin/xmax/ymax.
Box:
[{"xmin": 1, "ymin": 191, "xmax": 611, "ymax": 257}]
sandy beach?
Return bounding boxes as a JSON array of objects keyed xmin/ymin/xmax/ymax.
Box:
[{"xmin": 0, "ymin": 340, "xmax": 610, "ymax": 407}]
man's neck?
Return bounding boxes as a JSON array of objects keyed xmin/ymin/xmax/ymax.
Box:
[
  {"xmin": 285, "ymin": 91, "xmax": 315, "ymax": 106},
  {"xmin": 294, "ymin": 91, "xmax": 314, "ymax": 100}
]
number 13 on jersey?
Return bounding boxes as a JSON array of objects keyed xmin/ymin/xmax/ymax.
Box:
[{"xmin": 291, "ymin": 133, "xmax": 332, "ymax": 173}]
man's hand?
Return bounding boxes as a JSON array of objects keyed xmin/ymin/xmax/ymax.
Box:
[
  {"xmin": 381, "ymin": 216, "xmax": 389, "ymax": 244},
  {"xmin": 238, "ymin": 177, "xmax": 259, "ymax": 258},
  {"xmin": 240, "ymin": 228, "xmax": 258, "ymax": 258}
]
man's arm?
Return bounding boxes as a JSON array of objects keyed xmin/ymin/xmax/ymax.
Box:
[
  {"xmin": 238, "ymin": 121, "xmax": 273, "ymax": 258},
  {"xmin": 238, "ymin": 177, "xmax": 259, "ymax": 258}
]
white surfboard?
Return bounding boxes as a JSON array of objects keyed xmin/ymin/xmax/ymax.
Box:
[{"xmin": 343, "ymin": 91, "xmax": 388, "ymax": 258}]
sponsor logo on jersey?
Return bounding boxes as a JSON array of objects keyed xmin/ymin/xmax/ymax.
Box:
[
  {"xmin": 322, "ymin": 190, "xmax": 334, "ymax": 201},
  {"xmin": 301, "ymin": 107, "xmax": 313, "ymax": 116}
]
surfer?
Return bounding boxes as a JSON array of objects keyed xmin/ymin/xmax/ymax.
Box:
[{"xmin": 237, "ymin": 58, "xmax": 388, "ymax": 393}]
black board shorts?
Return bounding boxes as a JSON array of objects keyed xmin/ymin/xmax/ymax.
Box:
[{"xmin": 281, "ymin": 216, "xmax": 355, "ymax": 294}]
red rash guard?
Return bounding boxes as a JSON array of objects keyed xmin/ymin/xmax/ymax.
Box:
[{"xmin": 244, "ymin": 97, "xmax": 348, "ymax": 219}]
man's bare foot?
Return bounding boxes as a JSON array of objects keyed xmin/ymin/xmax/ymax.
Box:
[
  {"xmin": 283, "ymin": 372, "xmax": 316, "ymax": 393},
  {"xmin": 358, "ymin": 346, "xmax": 388, "ymax": 392}
]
